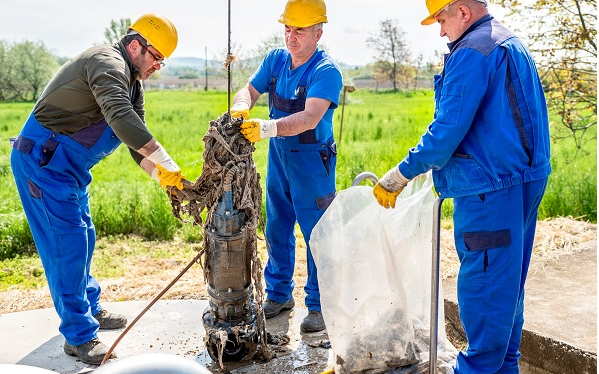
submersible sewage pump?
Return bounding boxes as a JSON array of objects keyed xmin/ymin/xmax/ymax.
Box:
[{"xmin": 202, "ymin": 166, "xmax": 260, "ymax": 362}]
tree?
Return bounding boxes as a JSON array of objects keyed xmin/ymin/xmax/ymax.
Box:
[
  {"xmin": 252, "ymin": 33, "xmax": 285, "ymax": 60},
  {"xmin": 366, "ymin": 19, "xmax": 412, "ymax": 91},
  {"xmin": 0, "ymin": 41, "xmax": 11, "ymax": 101},
  {"xmin": 497, "ymin": 0, "xmax": 596, "ymax": 154},
  {"xmin": 105, "ymin": 18, "xmax": 131, "ymax": 45},
  {"xmin": 8, "ymin": 41, "xmax": 58, "ymax": 101}
]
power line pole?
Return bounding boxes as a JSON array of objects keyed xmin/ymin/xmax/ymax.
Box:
[{"xmin": 204, "ymin": 46, "xmax": 208, "ymax": 91}]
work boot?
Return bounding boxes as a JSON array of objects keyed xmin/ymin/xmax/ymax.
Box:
[
  {"xmin": 300, "ymin": 310, "xmax": 326, "ymax": 333},
  {"xmin": 93, "ymin": 309, "xmax": 127, "ymax": 330},
  {"xmin": 263, "ymin": 298, "xmax": 295, "ymax": 318},
  {"xmin": 64, "ymin": 338, "xmax": 116, "ymax": 365}
]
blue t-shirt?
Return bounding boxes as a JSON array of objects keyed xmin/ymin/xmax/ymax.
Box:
[{"xmin": 250, "ymin": 48, "xmax": 343, "ymax": 142}]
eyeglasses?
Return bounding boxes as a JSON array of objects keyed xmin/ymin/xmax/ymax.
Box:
[{"xmin": 139, "ymin": 41, "xmax": 165, "ymax": 67}]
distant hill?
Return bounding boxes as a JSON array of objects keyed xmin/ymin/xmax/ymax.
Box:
[
  {"xmin": 168, "ymin": 57, "xmax": 216, "ymax": 69},
  {"xmin": 161, "ymin": 56, "xmax": 371, "ymax": 86},
  {"xmin": 169, "ymin": 56, "xmax": 364, "ymax": 70}
]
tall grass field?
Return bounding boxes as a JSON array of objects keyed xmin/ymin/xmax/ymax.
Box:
[{"xmin": 0, "ymin": 90, "xmax": 595, "ymax": 259}]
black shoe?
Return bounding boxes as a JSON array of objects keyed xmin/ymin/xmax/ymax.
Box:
[
  {"xmin": 93, "ymin": 309, "xmax": 127, "ymax": 330},
  {"xmin": 64, "ymin": 338, "xmax": 116, "ymax": 365},
  {"xmin": 263, "ymin": 298, "xmax": 295, "ymax": 318},
  {"xmin": 300, "ymin": 310, "xmax": 326, "ymax": 333}
]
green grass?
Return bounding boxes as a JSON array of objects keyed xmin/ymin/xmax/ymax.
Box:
[
  {"xmin": 0, "ymin": 89, "xmax": 595, "ymax": 260},
  {"xmin": 0, "ymin": 255, "xmax": 46, "ymax": 291}
]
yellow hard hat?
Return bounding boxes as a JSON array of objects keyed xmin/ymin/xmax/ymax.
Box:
[
  {"xmin": 421, "ymin": 0, "xmax": 455, "ymax": 25},
  {"xmin": 278, "ymin": 0, "xmax": 328, "ymax": 28},
  {"xmin": 129, "ymin": 13, "xmax": 178, "ymax": 57}
]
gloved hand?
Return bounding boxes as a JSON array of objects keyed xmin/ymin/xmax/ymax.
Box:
[
  {"xmin": 147, "ymin": 146, "xmax": 186, "ymax": 191},
  {"xmin": 155, "ymin": 164, "xmax": 186, "ymax": 191},
  {"xmin": 373, "ymin": 166, "xmax": 411, "ymax": 209},
  {"xmin": 240, "ymin": 119, "xmax": 277, "ymax": 143},
  {"xmin": 230, "ymin": 101, "xmax": 250, "ymax": 120}
]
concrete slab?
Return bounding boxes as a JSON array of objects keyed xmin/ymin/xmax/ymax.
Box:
[
  {"xmin": 0, "ymin": 299, "xmax": 331, "ymax": 373},
  {"xmin": 443, "ymin": 240, "xmax": 597, "ymax": 374}
]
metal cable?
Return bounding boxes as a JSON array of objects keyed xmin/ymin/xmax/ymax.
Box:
[
  {"xmin": 227, "ymin": 0, "xmax": 232, "ymax": 112},
  {"xmin": 100, "ymin": 250, "xmax": 204, "ymax": 365}
]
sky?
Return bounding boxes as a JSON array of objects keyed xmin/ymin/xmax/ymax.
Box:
[{"xmin": 0, "ymin": 0, "xmax": 502, "ymax": 67}]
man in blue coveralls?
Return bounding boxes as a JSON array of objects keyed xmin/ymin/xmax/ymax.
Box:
[
  {"xmin": 373, "ymin": 0, "xmax": 551, "ymax": 373},
  {"xmin": 10, "ymin": 14, "xmax": 186, "ymax": 365},
  {"xmin": 230, "ymin": 0, "xmax": 342, "ymax": 333}
]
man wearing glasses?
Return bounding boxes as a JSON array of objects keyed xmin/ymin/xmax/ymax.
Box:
[
  {"xmin": 373, "ymin": 0, "xmax": 550, "ymax": 373},
  {"xmin": 10, "ymin": 14, "xmax": 185, "ymax": 365}
]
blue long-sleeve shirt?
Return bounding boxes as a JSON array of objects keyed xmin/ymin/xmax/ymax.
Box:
[{"xmin": 399, "ymin": 15, "xmax": 551, "ymax": 198}]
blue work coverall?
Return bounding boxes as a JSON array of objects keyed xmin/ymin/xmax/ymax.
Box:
[
  {"xmin": 11, "ymin": 116, "xmax": 122, "ymax": 345},
  {"xmin": 10, "ymin": 41, "xmax": 149, "ymax": 347},
  {"xmin": 249, "ymin": 48, "xmax": 343, "ymax": 311},
  {"xmin": 398, "ymin": 16, "xmax": 551, "ymax": 373}
]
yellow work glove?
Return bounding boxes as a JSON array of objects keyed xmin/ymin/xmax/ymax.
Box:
[
  {"xmin": 229, "ymin": 101, "xmax": 250, "ymax": 120},
  {"xmin": 156, "ymin": 164, "xmax": 186, "ymax": 191},
  {"xmin": 147, "ymin": 146, "xmax": 185, "ymax": 191},
  {"xmin": 240, "ymin": 119, "xmax": 277, "ymax": 143},
  {"xmin": 373, "ymin": 166, "xmax": 410, "ymax": 209}
]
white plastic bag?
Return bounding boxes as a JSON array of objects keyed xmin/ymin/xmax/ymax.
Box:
[{"xmin": 310, "ymin": 172, "xmax": 456, "ymax": 373}]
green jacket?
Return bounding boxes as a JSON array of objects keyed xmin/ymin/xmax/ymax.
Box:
[{"xmin": 34, "ymin": 40, "xmax": 152, "ymax": 151}]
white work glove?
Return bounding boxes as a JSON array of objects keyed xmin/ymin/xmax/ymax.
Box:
[
  {"xmin": 373, "ymin": 166, "xmax": 411, "ymax": 209},
  {"xmin": 230, "ymin": 101, "xmax": 250, "ymax": 120},
  {"xmin": 240, "ymin": 119, "xmax": 277, "ymax": 143}
]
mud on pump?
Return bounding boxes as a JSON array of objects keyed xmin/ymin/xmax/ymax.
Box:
[
  {"xmin": 202, "ymin": 164, "xmax": 259, "ymax": 361},
  {"xmin": 169, "ymin": 113, "xmax": 272, "ymax": 367}
]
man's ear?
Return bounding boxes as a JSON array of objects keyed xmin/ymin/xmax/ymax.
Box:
[
  {"xmin": 315, "ymin": 28, "xmax": 323, "ymax": 43},
  {"xmin": 128, "ymin": 39, "xmax": 140, "ymax": 54},
  {"xmin": 457, "ymin": 4, "xmax": 472, "ymax": 22}
]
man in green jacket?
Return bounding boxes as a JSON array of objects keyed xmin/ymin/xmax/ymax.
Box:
[{"xmin": 10, "ymin": 14, "xmax": 185, "ymax": 365}]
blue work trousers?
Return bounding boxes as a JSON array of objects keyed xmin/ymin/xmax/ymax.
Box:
[
  {"xmin": 264, "ymin": 137, "xmax": 336, "ymax": 311},
  {"xmin": 10, "ymin": 112, "xmax": 121, "ymax": 346},
  {"xmin": 452, "ymin": 178, "xmax": 548, "ymax": 374}
]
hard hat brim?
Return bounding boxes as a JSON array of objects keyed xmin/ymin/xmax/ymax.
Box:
[{"xmin": 421, "ymin": 15, "xmax": 437, "ymax": 25}]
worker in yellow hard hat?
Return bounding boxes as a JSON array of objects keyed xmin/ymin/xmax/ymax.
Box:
[
  {"xmin": 10, "ymin": 13, "xmax": 187, "ymax": 365},
  {"xmin": 229, "ymin": 0, "xmax": 343, "ymax": 334},
  {"xmin": 373, "ymin": 0, "xmax": 550, "ymax": 373}
]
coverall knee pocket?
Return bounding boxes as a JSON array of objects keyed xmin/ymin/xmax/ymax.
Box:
[
  {"xmin": 316, "ymin": 191, "xmax": 336, "ymax": 210},
  {"xmin": 461, "ymin": 229, "xmax": 512, "ymax": 281}
]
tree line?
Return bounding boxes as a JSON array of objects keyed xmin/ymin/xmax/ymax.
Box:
[{"xmin": 0, "ymin": 0, "xmax": 595, "ymax": 152}]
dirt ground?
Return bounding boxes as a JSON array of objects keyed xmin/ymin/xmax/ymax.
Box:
[{"xmin": 0, "ymin": 216, "xmax": 594, "ymax": 317}]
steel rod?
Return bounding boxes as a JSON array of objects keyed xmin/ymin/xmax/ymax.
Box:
[
  {"xmin": 429, "ymin": 197, "xmax": 444, "ymax": 374},
  {"xmin": 227, "ymin": 0, "xmax": 232, "ymax": 111}
]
